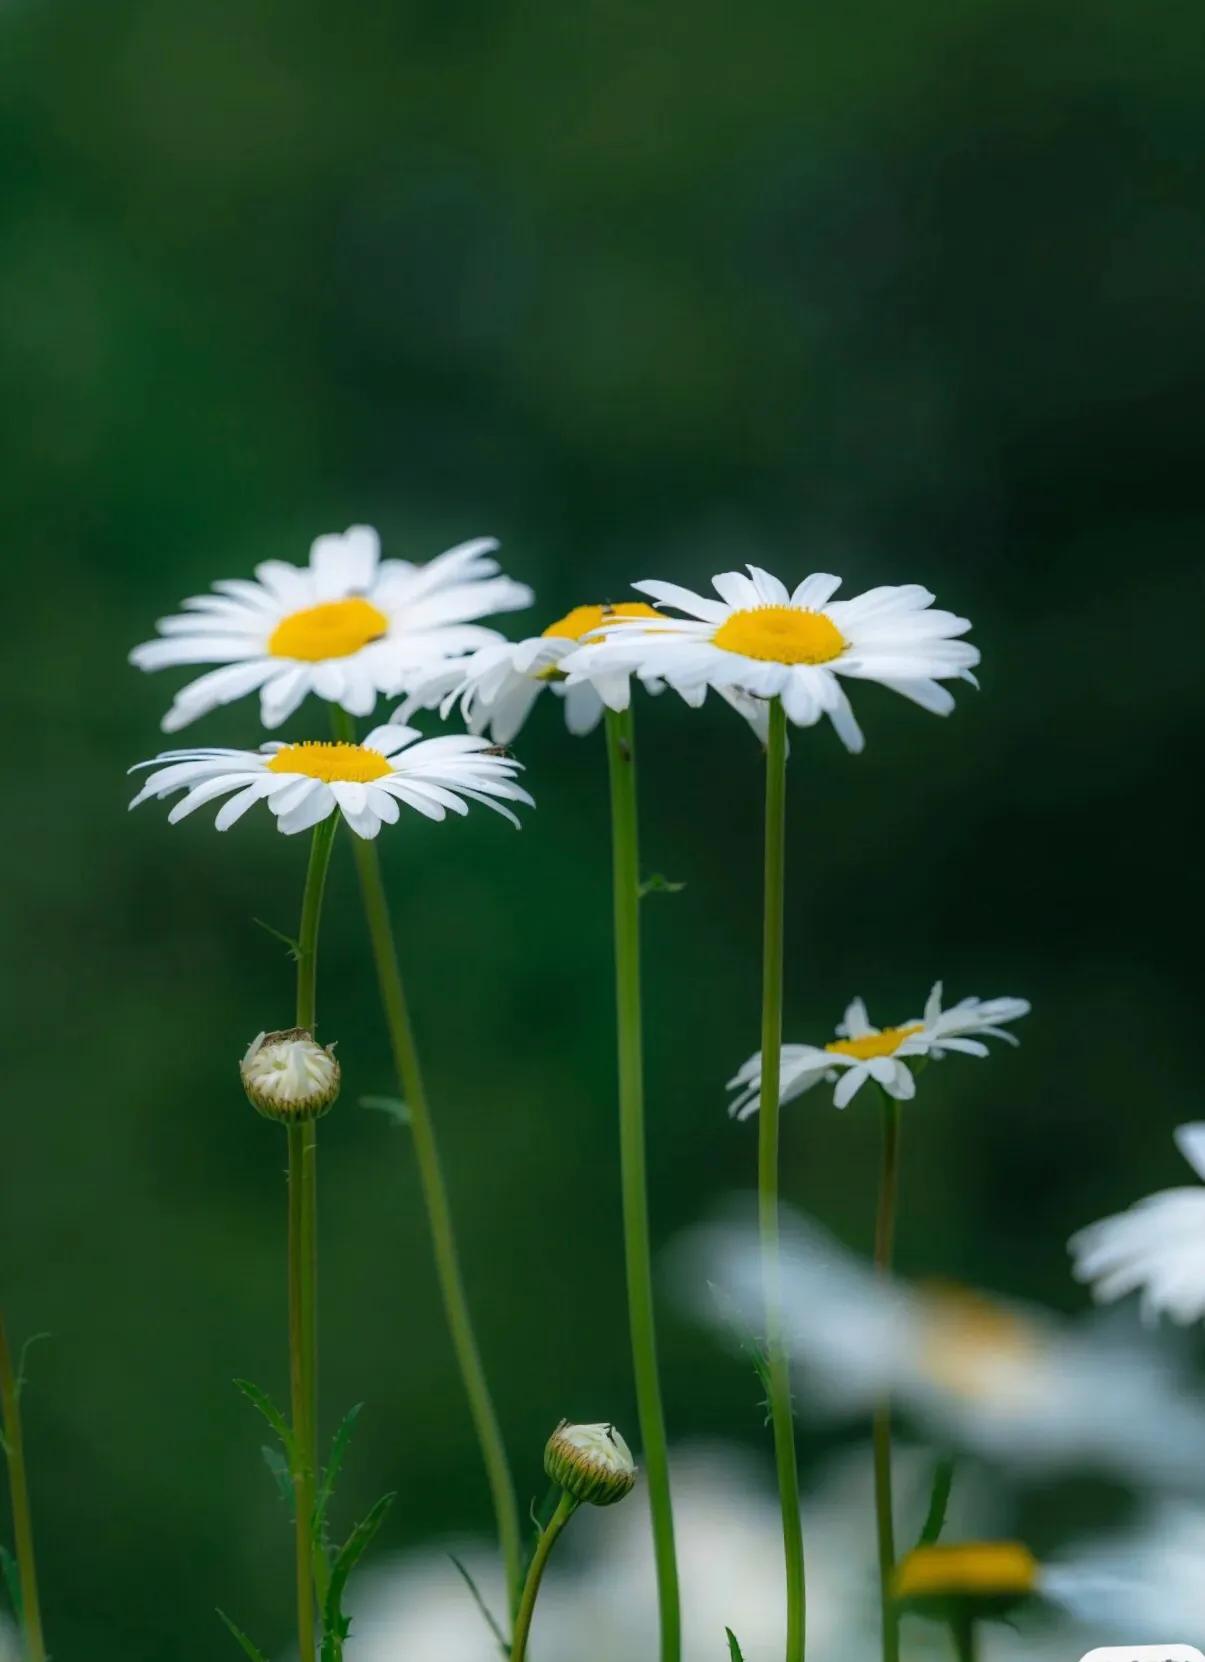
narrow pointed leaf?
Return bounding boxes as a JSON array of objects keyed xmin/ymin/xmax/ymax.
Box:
[
  {"xmin": 234, "ymin": 1378, "xmax": 297, "ymax": 1466},
  {"xmin": 639, "ymin": 872, "xmax": 686, "ymax": 898},
  {"xmin": 313, "ymin": 1403, "xmax": 363, "ymax": 1543},
  {"xmin": 1, "ymin": 1543, "xmax": 22, "ymax": 1621},
  {"xmin": 261, "ymin": 1443, "xmax": 293, "ymax": 1506},
  {"xmin": 323, "ymin": 1492, "xmax": 395, "ymax": 1636},
  {"xmin": 726, "ymin": 1629, "xmax": 746, "ymax": 1660},
  {"xmin": 217, "ymin": 1610, "xmax": 271, "ymax": 1662},
  {"xmin": 448, "ymin": 1553, "xmax": 509, "ymax": 1654},
  {"xmin": 917, "ymin": 1454, "xmax": 956, "ymax": 1548},
  {"xmin": 251, "ymin": 916, "xmax": 302, "ymax": 961},
  {"xmin": 359, "ymin": 1095, "xmax": 412, "ymax": 1126}
]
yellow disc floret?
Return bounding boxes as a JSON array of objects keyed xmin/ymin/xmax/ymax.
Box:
[
  {"xmin": 267, "ymin": 742, "xmax": 392, "ymax": 783},
  {"xmin": 268, "ymin": 597, "xmax": 389, "ymax": 661},
  {"xmin": 713, "ymin": 605, "xmax": 845, "ymax": 665},
  {"xmin": 540, "ymin": 602, "xmax": 661, "ymax": 642},
  {"xmin": 918, "ymin": 1282, "xmax": 1036, "ymax": 1400},
  {"xmin": 826, "ymin": 1023, "xmax": 923, "ymax": 1062},
  {"xmin": 894, "ymin": 1542, "xmax": 1039, "ymax": 1602}
]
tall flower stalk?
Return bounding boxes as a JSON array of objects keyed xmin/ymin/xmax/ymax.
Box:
[
  {"xmin": 603, "ymin": 705, "xmax": 681, "ymax": 1662},
  {"xmin": 288, "ymin": 814, "xmax": 338, "ymax": 1659},
  {"xmin": 0, "ymin": 1314, "xmax": 46, "ymax": 1662},
  {"xmin": 759, "ymin": 696, "xmax": 806, "ymax": 1662},
  {"xmin": 331, "ymin": 709, "xmax": 523, "ymax": 1613},
  {"xmin": 872, "ymin": 1091, "xmax": 903, "ymax": 1662}
]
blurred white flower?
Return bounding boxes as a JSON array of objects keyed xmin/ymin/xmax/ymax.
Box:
[
  {"xmin": 340, "ymin": 1445, "xmax": 1085, "ymax": 1661},
  {"xmin": 728, "ymin": 982, "xmax": 1030, "ymax": 1117},
  {"xmin": 1043, "ymin": 1496, "xmax": 1205, "ymax": 1643},
  {"xmin": 1070, "ymin": 1123, "xmax": 1205, "ymax": 1324},
  {"xmin": 566, "ymin": 566, "xmax": 979, "ymax": 751},
  {"xmin": 130, "ymin": 528, "xmax": 532, "ymax": 732},
  {"xmin": 677, "ymin": 1210, "xmax": 1205, "ymax": 1487},
  {"xmin": 129, "ymin": 726, "xmax": 531, "ymax": 839}
]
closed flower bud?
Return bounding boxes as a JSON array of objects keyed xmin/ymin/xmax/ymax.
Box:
[
  {"xmin": 241, "ymin": 1029, "xmax": 340, "ymax": 1123},
  {"xmin": 544, "ymin": 1420, "xmax": 636, "ymax": 1507}
]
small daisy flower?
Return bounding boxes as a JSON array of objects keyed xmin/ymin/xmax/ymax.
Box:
[
  {"xmin": 728, "ymin": 982, "xmax": 1029, "ymax": 1118},
  {"xmin": 129, "ymin": 724, "xmax": 532, "ymax": 839},
  {"xmin": 130, "ymin": 526, "xmax": 533, "ymax": 732},
  {"xmin": 569, "ymin": 565, "xmax": 979, "ymax": 751},
  {"xmin": 399, "ymin": 602, "xmax": 664, "ymax": 743},
  {"xmin": 1070, "ymin": 1124, "xmax": 1205, "ymax": 1324}
]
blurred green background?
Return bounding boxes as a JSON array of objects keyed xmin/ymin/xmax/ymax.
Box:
[{"xmin": 2, "ymin": 0, "xmax": 1203, "ymax": 1654}]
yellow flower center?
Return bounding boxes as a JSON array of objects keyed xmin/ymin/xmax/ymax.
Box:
[
  {"xmin": 712, "ymin": 605, "xmax": 845, "ymax": 664},
  {"xmin": 894, "ymin": 1542, "xmax": 1038, "ymax": 1601},
  {"xmin": 826, "ymin": 1023, "xmax": 923, "ymax": 1062},
  {"xmin": 267, "ymin": 742, "xmax": 392, "ymax": 783},
  {"xmin": 918, "ymin": 1283, "xmax": 1037, "ymax": 1400},
  {"xmin": 268, "ymin": 597, "xmax": 389, "ymax": 661},
  {"xmin": 540, "ymin": 602, "xmax": 661, "ymax": 642}
]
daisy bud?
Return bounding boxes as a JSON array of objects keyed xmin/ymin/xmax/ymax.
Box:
[
  {"xmin": 893, "ymin": 1541, "xmax": 1039, "ymax": 1623},
  {"xmin": 241, "ymin": 1029, "xmax": 340, "ymax": 1123},
  {"xmin": 544, "ymin": 1420, "xmax": 636, "ymax": 1507}
]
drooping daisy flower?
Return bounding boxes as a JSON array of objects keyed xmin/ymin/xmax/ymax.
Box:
[
  {"xmin": 677, "ymin": 1209, "xmax": 1205, "ymax": 1486},
  {"xmin": 129, "ymin": 725, "xmax": 532, "ymax": 839},
  {"xmin": 130, "ymin": 526, "xmax": 533, "ymax": 732},
  {"xmin": 567, "ymin": 566, "xmax": 979, "ymax": 751},
  {"xmin": 728, "ymin": 982, "xmax": 1029, "ymax": 1117},
  {"xmin": 400, "ymin": 602, "xmax": 771, "ymax": 744},
  {"xmin": 1070, "ymin": 1124, "xmax": 1205, "ymax": 1324},
  {"xmin": 398, "ymin": 603, "xmax": 663, "ymax": 742}
]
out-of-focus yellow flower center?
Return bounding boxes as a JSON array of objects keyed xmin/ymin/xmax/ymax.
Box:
[
  {"xmin": 894, "ymin": 1542, "xmax": 1038, "ymax": 1601},
  {"xmin": 267, "ymin": 742, "xmax": 392, "ymax": 783},
  {"xmin": 826, "ymin": 1023, "xmax": 923, "ymax": 1061},
  {"xmin": 268, "ymin": 597, "xmax": 389, "ymax": 661},
  {"xmin": 713, "ymin": 605, "xmax": 845, "ymax": 664},
  {"xmin": 919, "ymin": 1283, "xmax": 1036, "ymax": 1400},
  {"xmin": 541, "ymin": 602, "xmax": 661, "ymax": 642}
]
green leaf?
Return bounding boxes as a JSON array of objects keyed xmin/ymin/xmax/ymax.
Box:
[
  {"xmin": 1, "ymin": 1543, "xmax": 22, "ymax": 1621},
  {"xmin": 234, "ymin": 1378, "xmax": 297, "ymax": 1467},
  {"xmin": 917, "ymin": 1454, "xmax": 956, "ymax": 1548},
  {"xmin": 448, "ymin": 1553, "xmax": 509, "ymax": 1654},
  {"xmin": 322, "ymin": 1493, "xmax": 395, "ymax": 1644},
  {"xmin": 639, "ymin": 872, "xmax": 686, "ymax": 898},
  {"xmin": 726, "ymin": 1628, "xmax": 746, "ymax": 1661},
  {"xmin": 15, "ymin": 1333, "xmax": 50, "ymax": 1398},
  {"xmin": 251, "ymin": 916, "xmax": 301, "ymax": 961},
  {"xmin": 313, "ymin": 1403, "xmax": 363, "ymax": 1545},
  {"xmin": 216, "ymin": 1610, "xmax": 271, "ymax": 1662},
  {"xmin": 359, "ymin": 1094, "xmax": 412, "ymax": 1126},
  {"xmin": 261, "ymin": 1443, "xmax": 293, "ymax": 1507}
]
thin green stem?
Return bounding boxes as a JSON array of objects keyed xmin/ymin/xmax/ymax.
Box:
[
  {"xmin": 331, "ymin": 710, "xmax": 520, "ymax": 1615},
  {"xmin": 287, "ymin": 813, "xmax": 338, "ymax": 1660},
  {"xmin": 950, "ymin": 1613, "xmax": 978, "ymax": 1662},
  {"xmin": 872, "ymin": 1090, "xmax": 903, "ymax": 1662},
  {"xmin": 758, "ymin": 697, "xmax": 806, "ymax": 1662},
  {"xmin": 0, "ymin": 1315, "xmax": 46, "ymax": 1662},
  {"xmin": 509, "ymin": 1491, "xmax": 577, "ymax": 1662},
  {"xmin": 604, "ymin": 706, "xmax": 681, "ymax": 1662}
]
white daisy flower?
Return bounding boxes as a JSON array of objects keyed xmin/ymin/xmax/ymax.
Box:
[
  {"xmin": 129, "ymin": 526, "xmax": 533, "ymax": 732},
  {"xmin": 400, "ymin": 601, "xmax": 772, "ymax": 744},
  {"xmin": 128, "ymin": 725, "xmax": 532, "ymax": 840},
  {"xmin": 1070, "ymin": 1124, "xmax": 1205, "ymax": 1324},
  {"xmin": 728, "ymin": 982, "xmax": 1030, "ymax": 1118},
  {"xmin": 567, "ymin": 565, "xmax": 980, "ymax": 752},
  {"xmin": 398, "ymin": 602, "xmax": 664, "ymax": 743},
  {"xmin": 677, "ymin": 1210, "xmax": 1205, "ymax": 1487}
]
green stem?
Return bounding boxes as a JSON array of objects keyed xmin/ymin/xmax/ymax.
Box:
[
  {"xmin": 287, "ymin": 813, "xmax": 338, "ymax": 1659},
  {"xmin": 758, "ymin": 697, "xmax": 806, "ymax": 1662},
  {"xmin": 509, "ymin": 1491, "xmax": 577, "ymax": 1662},
  {"xmin": 0, "ymin": 1316, "xmax": 46, "ymax": 1662},
  {"xmin": 331, "ymin": 719, "xmax": 521, "ymax": 1618},
  {"xmin": 872, "ymin": 1091, "xmax": 902, "ymax": 1662},
  {"xmin": 604, "ymin": 706, "xmax": 681, "ymax": 1662},
  {"xmin": 950, "ymin": 1613, "xmax": 978, "ymax": 1662}
]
